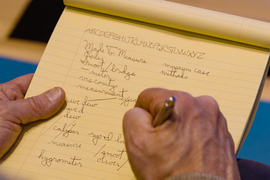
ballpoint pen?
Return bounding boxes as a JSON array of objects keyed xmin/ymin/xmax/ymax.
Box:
[{"xmin": 152, "ymin": 96, "xmax": 176, "ymax": 127}]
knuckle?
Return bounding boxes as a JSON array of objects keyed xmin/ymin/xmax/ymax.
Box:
[
  {"xmin": 178, "ymin": 91, "xmax": 194, "ymax": 102},
  {"xmin": 195, "ymin": 96, "xmax": 227, "ymax": 128},
  {"xmin": 183, "ymin": 95, "xmax": 220, "ymax": 123},
  {"xmin": 0, "ymin": 82, "xmax": 23, "ymax": 100},
  {"xmin": 177, "ymin": 91, "xmax": 198, "ymax": 109},
  {"xmin": 26, "ymin": 96, "xmax": 46, "ymax": 118},
  {"xmin": 197, "ymin": 95, "xmax": 220, "ymax": 112},
  {"xmin": 170, "ymin": 91, "xmax": 195, "ymax": 107}
]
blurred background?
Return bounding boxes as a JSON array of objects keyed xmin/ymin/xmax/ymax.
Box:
[{"xmin": 1, "ymin": 0, "xmax": 270, "ymax": 165}]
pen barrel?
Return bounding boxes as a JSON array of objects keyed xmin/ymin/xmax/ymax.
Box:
[{"xmin": 152, "ymin": 106, "xmax": 174, "ymax": 127}]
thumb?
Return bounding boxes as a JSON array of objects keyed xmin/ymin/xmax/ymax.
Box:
[{"xmin": 11, "ymin": 87, "xmax": 66, "ymax": 124}]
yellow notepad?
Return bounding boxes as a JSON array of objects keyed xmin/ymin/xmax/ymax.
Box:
[{"xmin": 1, "ymin": 0, "xmax": 270, "ymax": 179}]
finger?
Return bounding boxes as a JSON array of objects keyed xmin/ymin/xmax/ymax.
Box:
[
  {"xmin": 195, "ymin": 95, "xmax": 221, "ymax": 118},
  {"xmin": 10, "ymin": 73, "xmax": 34, "ymax": 94},
  {"xmin": 123, "ymin": 107, "xmax": 153, "ymax": 145},
  {"xmin": 0, "ymin": 73, "xmax": 34, "ymax": 100},
  {"xmin": 123, "ymin": 107, "xmax": 154, "ymax": 161},
  {"xmin": 135, "ymin": 88, "xmax": 195, "ymax": 123},
  {"xmin": 123, "ymin": 107, "xmax": 156, "ymax": 177},
  {"xmin": 195, "ymin": 95, "xmax": 229, "ymax": 132},
  {"xmin": 7, "ymin": 87, "xmax": 65, "ymax": 125},
  {"xmin": 123, "ymin": 107, "xmax": 153, "ymax": 135},
  {"xmin": 135, "ymin": 88, "xmax": 178, "ymax": 119},
  {"xmin": 135, "ymin": 88, "xmax": 168, "ymax": 112},
  {"xmin": 195, "ymin": 95, "xmax": 235, "ymax": 154}
]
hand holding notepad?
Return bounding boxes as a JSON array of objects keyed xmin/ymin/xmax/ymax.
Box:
[{"xmin": 0, "ymin": 74, "xmax": 65, "ymax": 159}]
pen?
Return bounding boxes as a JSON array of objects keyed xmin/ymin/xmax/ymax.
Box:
[{"xmin": 152, "ymin": 96, "xmax": 176, "ymax": 127}]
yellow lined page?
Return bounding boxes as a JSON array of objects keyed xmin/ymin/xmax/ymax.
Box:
[
  {"xmin": 1, "ymin": 6, "xmax": 269, "ymax": 179},
  {"xmin": 65, "ymin": 0, "xmax": 270, "ymax": 48}
]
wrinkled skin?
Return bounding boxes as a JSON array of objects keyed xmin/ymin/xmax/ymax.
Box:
[
  {"xmin": 0, "ymin": 74, "xmax": 65, "ymax": 158},
  {"xmin": 123, "ymin": 88, "xmax": 240, "ymax": 180}
]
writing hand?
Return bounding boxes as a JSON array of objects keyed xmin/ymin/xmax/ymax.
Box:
[
  {"xmin": 0, "ymin": 74, "xmax": 65, "ymax": 158},
  {"xmin": 123, "ymin": 88, "xmax": 240, "ymax": 180}
]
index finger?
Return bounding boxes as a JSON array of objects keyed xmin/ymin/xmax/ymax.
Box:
[
  {"xmin": 135, "ymin": 88, "xmax": 191, "ymax": 118},
  {"xmin": 0, "ymin": 73, "xmax": 34, "ymax": 100},
  {"xmin": 9, "ymin": 73, "xmax": 34, "ymax": 95}
]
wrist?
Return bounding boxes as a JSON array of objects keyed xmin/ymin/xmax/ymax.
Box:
[{"xmin": 165, "ymin": 173, "xmax": 225, "ymax": 180}]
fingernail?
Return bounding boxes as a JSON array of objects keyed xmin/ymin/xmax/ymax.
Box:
[{"xmin": 46, "ymin": 87, "xmax": 62, "ymax": 102}]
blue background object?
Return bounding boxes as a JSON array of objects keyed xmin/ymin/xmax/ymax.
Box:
[
  {"xmin": 0, "ymin": 56, "xmax": 37, "ymax": 83},
  {"xmin": 237, "ymin": 101, "xmax": 270, "ymax": 165},
  {"xmin": 0, "ymin": 56, "xmax": 270, "ymax": 166}
]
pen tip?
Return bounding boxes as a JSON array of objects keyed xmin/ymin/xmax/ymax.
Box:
[
  {"xmin": 165, "ymin": 96, "xmax": 176, "ymax": 107},
  {"xmin": 168, "ymin": 96, "xmax": 176, "ymax": 102}
]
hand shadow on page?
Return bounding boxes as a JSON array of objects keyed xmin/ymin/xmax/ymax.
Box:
[{"xmin": 0, "ymin": 101, "xmax": 67, "ymax": 163}]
